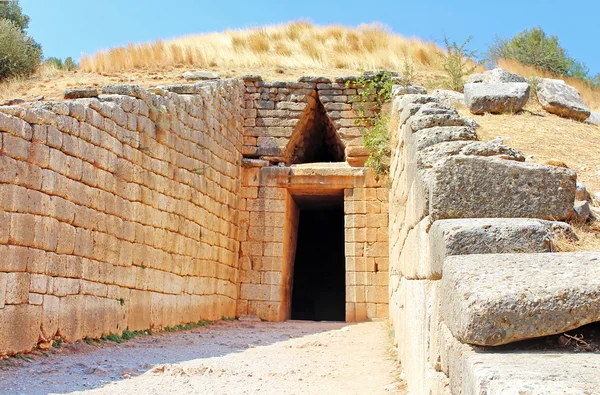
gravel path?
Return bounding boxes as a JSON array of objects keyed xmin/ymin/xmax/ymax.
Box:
[{"xmin": 0, "ymin": 320, "xmax": 404, "ymax": 395}]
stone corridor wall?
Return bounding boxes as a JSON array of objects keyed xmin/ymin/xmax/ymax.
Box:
[
  {"xmin": 388, "ymin": 93, "xmax": 578, "ymax": 394},
  {"xmin": 0, "ymin": 80, "xmax": 245, "ymax": 355}
]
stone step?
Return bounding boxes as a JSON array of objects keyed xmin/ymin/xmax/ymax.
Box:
[{"xmin": 442, "ymin": 252, "xmax": 600, "ymax": 346}]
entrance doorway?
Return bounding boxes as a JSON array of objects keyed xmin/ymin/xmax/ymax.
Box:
[{"xmin": 290, "ymin": 195, "xmax": 345, "ymax": 321}]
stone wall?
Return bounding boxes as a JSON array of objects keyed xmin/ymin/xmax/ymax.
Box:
[
  {"xmin": 241, "ymin": 75, "xmax": 377, "ymax": 166},
  {"xmin": 236, "ymin": 162, "xmax": 389, "ymax": 322},
  {"xmin": 388, "ymin": 93, "xmax": 582, "ymax": 394},
  {"xmin": 0, "ymin": 79, "xmax": 245, "ymax": 355}
]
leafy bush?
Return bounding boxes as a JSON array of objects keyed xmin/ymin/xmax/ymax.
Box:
[
  {"xmin": 488, "ymin": 27, "xmax": 586, "ymax": 79},
  {"xmin": 0, "ymin": 18, "xmax": 42, "ymax": 80},
  {"xmin": 440, "ymin": 35, "xmax": 477, "ymax": 92},
  {"xmin": 350, "ymin": 70, "xmax": 394, "ymax": 179},
  {"xmin": 0, "ymin": 0, "xmax": 29, "ymax": 32}
]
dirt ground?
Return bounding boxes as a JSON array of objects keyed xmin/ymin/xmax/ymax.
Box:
[{"xmin": 0, "ymin": 320, "xmax": 405, "ymax": 395}]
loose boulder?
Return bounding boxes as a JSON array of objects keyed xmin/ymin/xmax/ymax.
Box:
[
  {"xmin": 484, "ymin": 68, "xmax": 527, "ymax": 84},
  {"xmin": 536, "ymin": 78, "xmax": 591, "ymax": 121},
  {"xmin": 586, "ymin": 112, "xmax": 600, "ymax": 126},
  {"xmin": 464, "ymin": 83, "xmax": 530, "ymax": 114}
]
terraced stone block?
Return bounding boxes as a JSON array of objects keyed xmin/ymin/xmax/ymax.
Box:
[{"xmin": 442, "ymin": 252, "xmax": 600, "ymax": 346}]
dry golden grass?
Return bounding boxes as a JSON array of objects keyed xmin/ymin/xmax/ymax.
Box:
[
  {"xmin": 459, "ymin": 100, "xmax": 600, "ymax": 251},
  {"xmin": 554, "ymin": 220, "xmax": 600, "ymax": 252},
  {"xmin": 80, "ymin": 21, "xmax": 444, "ymax": 74},
  {"xmin": 459, "ymin": 101, "xmax": 600, "ymax": 193},
  {"xmin": 499, "ymin": 59, "xmax": 600, "ymax": 112}
]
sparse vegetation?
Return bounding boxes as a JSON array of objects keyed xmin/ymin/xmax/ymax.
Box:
[
  {"xmin": 440, "ymin": 35, "xmax": 477, "ymax": 92},
  {"xmin": 488, "ymin": 27, "xmax": 597, "ymax": 83},
  {"xmin": 350, "ymin": 70, "xmax": 395, "ymax": 179},
  {"xmin": 44, "ymin": 56, "xmax": 78, "ymax": 71}
]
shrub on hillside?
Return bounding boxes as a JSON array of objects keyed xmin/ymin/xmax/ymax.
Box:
[
  {"xmin": 488, "ymin": 27, "xmax": 587, "ymax": 79},
  {"xmin": 440, "ymin": 35, "xmax": 477, "ymax": 92},
  {"xmin": 0, "ymin": 18, "xmax": 42, "ymax": 80},
  {"xmin": 45, "ymin": 56, "xmax": 78, "ymax": 71}
]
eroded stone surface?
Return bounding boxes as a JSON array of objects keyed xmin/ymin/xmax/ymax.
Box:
[
  {"xmin": 429, "ymin": 156, "xmax": 576, "ymax": 221},
  {"xmin": 442, "ymin": 252, "xmax": 600, "ymax": 346},
  {"xmin": 429, "ymin": 218, "xmax": 573, "ymax": 277},
  {"xmin": 537, "ymin": 78, "xmax": 591, "ymax": 121},
  {"xmin": 464, "ymin": 82, "xmax": 530, "ymax": 114}
]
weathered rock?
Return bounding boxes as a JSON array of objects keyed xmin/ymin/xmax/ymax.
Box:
[
  {"xmin": 466, "ymin": 73, "xmax": 486, "ymax": 84},
  {"xmin": 413, "ymin": 126, "xmax": 478, "ymax": 151},
  {"xmin": 394, "ymin": 94, "xmax": 439, "ymax": 112},
  {"xmin": 429, "ymin": 156, "xmax": 576, "ymax": 221},
  {"xmin": 442, "ymin": 252, "xmax": 600, "ymax": 346},
  {"xmin": 484, "ymin": 68, "xmax": 528, "ymax": 84},
  {"xmin": 391, "ymin": 84, "xmax": 427, "ymax": 96},
  {"xmin": 431, "ymin": 89, "xmax": 465, "ymax": 107},
  {"xmin": 574, "ymin": 200, "xmax": 591, "ymax": 222},
  {"xmin": 398, "ymin": 103, "xmax": 422, "ymax": 125},
  {"xmin": 101, "ymin": 84, "xmax": 148, "ymax": 100},
  {"xmin": 537, "ymin": 78, "xmax": 591, "ymax": 121},
  {"xmin": 586, "ymin": 112, "xmax": 600, "ymax": 126},
  {"xmin": 0, "ymin": 304, "xmax": 42, "ymax": 355},
  {"xmin": 408, "ymin": 113, "xmax": 467, "ymax": 132},
  {"xmin": 297, "ymin": 76, "xmax": 330, "ymax": 83},
  {"xmin": 430, "ymin": 218, "xmax": 574, "ymax": 277},
  {"xmin": 459, "ymin": 141, "xmax": 525, "ymax": 161},
  {"xmin": 156, "ymin": 84, "xmax": 198, "ymax": 94},
  {"xmin": 576, "ymin": 182, "xmax": 591, "ymax": 201},
  {"xmin": 182, "ymin": 71, "xmax": 219, "ymax": 80},
  {"xmin": 64, "ymin": 88, "xmax": 98, "ymax": 99},
  {"xmin": 242, "ymin": 74, "xmax": 262, "ymax": 82},
  {"xmin": 464, "ymin": 82, "xmax": 530, "ymax": 114}
]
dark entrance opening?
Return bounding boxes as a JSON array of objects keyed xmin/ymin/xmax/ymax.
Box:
[{"xmin": 291, "ymin": 195, "xmax": 345, "ymax": 321}]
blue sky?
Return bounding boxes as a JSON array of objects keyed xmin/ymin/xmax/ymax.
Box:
[{"xmin": 21, "ymin": 0, "xmax": 600, "ymax": 75}]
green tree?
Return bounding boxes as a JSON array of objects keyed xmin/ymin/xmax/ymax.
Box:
[
  {"xmin": 488, "ymin": 27, "xmax": 587, "ymax": 79},
  {"xmin": 0, "ymin": 0, "xmax": 29, "ymax": 32},
  {"xmin": 0, "ymin": 18, "xmax": 41, "ymax": 79}
]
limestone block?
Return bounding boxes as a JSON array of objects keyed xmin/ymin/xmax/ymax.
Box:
[
  {"xmin": 413, "ymin": 126, "xmax": 477, "ymax": 151},
  {"xmin": 464, "ymin": 82, "xmax": 530, "ymax": 114},
  {"xmin": 442, "ymin": 252, "xmax": 600, "ymax": 346},
  {"xmin": 429, "ymin": 156, "xmax": 576, "ymax": 221},
  {"xmin": 128, "ymin": 289, "xmax": 151, "ymax": 331},
  {"xmin": 398, "ymin": 278, "xmax": 438, "ymax": 395},
  {"xmin": 41, "ymin": 294, "xmax": 59, "ymax": 340},
  {"xmin": 0, "ymin": 244, "xmax": 29, "ymax": 272},
  {"xmin": 5, "ymin": 272, "xmax": 29, "ymax": 304},
  {"xmin": 429, "ymin": 218, "xmax": 573, "ymax": 278},
  {"xmin": 0, "ymin": 273, "xmax": 5, "ymax": 309},
  {"xmin": 0, "ymin": 111, "xmax": 32, "ymax": 140},
  {"xmin": 537, "ymin": 78, "xmax": 591, "ymax": 121},
  {"xmin": 0, "ymin": 304, "xmax": 42, "ymax": 355}
]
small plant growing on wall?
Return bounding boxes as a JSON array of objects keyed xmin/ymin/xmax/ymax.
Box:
[{"xmin": 348, "ymin": 70, "xmax": 394, "ymax": 180}]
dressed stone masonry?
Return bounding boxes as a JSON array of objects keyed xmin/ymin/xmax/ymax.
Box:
[
  {"xmin": 0, "ymin": 73, "xmax": 390, "ymax": 356},
  {"xmin": 1, "ymin": 70, "xmax": 598, "ymax": 395},
  {"xmin": 0, "ymin": 79, "xmax": 245, "ymax": 355},
  {"xmin": 387, "ymin": 86, "xmax": 599, "ymax": 394}
]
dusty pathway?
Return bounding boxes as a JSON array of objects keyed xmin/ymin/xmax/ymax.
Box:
[{"xmin": 0, "ymin": 320, "xmax": 404, "ymax": 395}]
